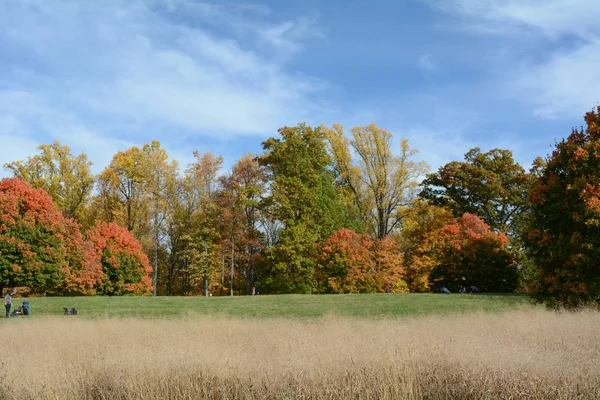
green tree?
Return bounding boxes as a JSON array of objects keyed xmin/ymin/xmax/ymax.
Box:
[
  {"xmin": 420, "ymin": 147, "xmax": 530, "ymax": 234},
  {"xmin": 257, "ymin": 123, "xmax": 347, "ymax": 293},
  {"xmin": 525, "ymin": 107, "xmax": 600, "ymax": 307},
  {"xmin": 4, "ymin": 141, "xmax": 95, "ymax": 221}
]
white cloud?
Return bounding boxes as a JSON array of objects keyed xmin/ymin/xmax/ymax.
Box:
[
  {"xmin": 516, "ymin": 41, "xmax": 600, "ymax": 119},
  {"xmin": 0, "ymin": 0, "xmax": 329, "ymax": 142},
  {"xmin": 0, "ymin": 89, "xmax": 136, "ymax": 176},
  {"xmin": 426, "ymin": 0, "xmax": 600, "ymax": 119},
  {"xmin": 428, "ymin": 0, "xmax": 597, "ymax": 38}
]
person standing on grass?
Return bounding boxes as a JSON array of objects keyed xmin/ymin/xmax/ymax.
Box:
[{"xmin": 5, "ymin": 289, "xmax": 13, "ymax": 318}]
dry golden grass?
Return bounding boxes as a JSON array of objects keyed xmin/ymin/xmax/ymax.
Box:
[{"xmin": 1, "ymin": 310, "xmax": 599, "ymax": 399}]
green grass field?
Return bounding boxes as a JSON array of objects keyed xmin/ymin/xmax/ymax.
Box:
[{"xmin": 8, "ymin": 293, "xmax": 536, "ymax": 319}]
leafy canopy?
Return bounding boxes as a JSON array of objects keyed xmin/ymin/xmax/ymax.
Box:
[{"xmin": 525, "ymin": 107, "xmax": 600, "ymax": 307}]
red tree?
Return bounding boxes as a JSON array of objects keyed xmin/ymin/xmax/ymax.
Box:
[
  {"xmin": 316, "ymin": 228, "xmax": 406, "ymax": 293},
  {"xmin": 0, "ymin": 178, "xmax": 104, "ymax": 295},
  {"xmin": 413, "ymin": 213, "xmax": 517, "ymax": 292},
  {"xmin": 0, "ymin": 178, "xmax": 68, "ymax": 293},
  {"xmin": 62, "ymin": 220, "xmax": 103, "ymax": 295},
  {"xmin": 86, "ymin": 222, "xmax": 152, "ymax": 295}
]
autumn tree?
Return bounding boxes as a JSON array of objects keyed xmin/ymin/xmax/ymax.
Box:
[
  {"xmin": 316, "ymin": 228, "xmax": 406, "ymax": 293},
  {"xmin": 96, "ymin": 145, "xmax": 149, "ymax": 234},
  {"xmin": 412, "ymin": 213, "xmax": 517, "ymax": 292},
  {"xmin": 141, "ymin": 141, "xmax": 178, "ymax": 296},
  {"xmin": 316, "ymin": 228, "xmax": 373, "ymax": 293},
  {"xmin": 162, "ymin": 175, "xmax": 197, "ymax": 296},
  {"xmin": 257, "ymin": 123, "xmax": 347, "ymax": 293},
  {"xmin": 86, "ymin": 222, "xmax": 152, "ymax": 295},
  {"xmin": 399, "ymin": 199, "xmax": 454, "ymax": 292},
  {"xmin": 525, "ymin": 107, "xmax": 600, "ymax": 307},
  {"xmin": 217, "ymin": 154, "xmax": 266, "ymax": 295},
  {"xmin": 162, "ymin": 152, "xmax": 224, "ymax": 296},
  {"xmin": 323, "ymin": 124, "xmax": 427, "ymax": 240},
  {"xmin": 61, "ymin": 219, "xmax": 103, "ymax": 295},
  {"xmin": 96, "ymin": 141, "xmax": 177, "ymax": 295},
  {"xmin": 420, "ymin": 148, "xmax": 531, "ymax": 235},
  {"xmin": 4, "ymin": 141, "xmax": 95, "ymax": 221},
  {"xmin": 0, "ymin": 178, "xmax": 101, "ymax": 295}
]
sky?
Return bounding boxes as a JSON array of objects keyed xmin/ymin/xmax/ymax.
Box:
[{"xmin": 0, "ymin": 0, "xmax": 598, "ymax": 177}]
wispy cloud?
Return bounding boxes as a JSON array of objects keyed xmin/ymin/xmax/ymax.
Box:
[
  {"xmin": 0, "ymin": 0, "xmax": 328, "ymax": 136},
  {"xmin": 427, "ymin": 0, "xmax": 597, "ymax": 38},
  {"xmin": 418, "ymin": 54, "xmax": 436, "ymax": 72},
  {"xmin": 426, "ymin": 0, "xmax": 600, "ymax": 119},
  {"xmin": 0, "ymin": 0, "xmax": 330, "ymax": 175}
]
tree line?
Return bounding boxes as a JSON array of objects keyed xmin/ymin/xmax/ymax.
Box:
[{"xmin": 2, "ymin": 108, "xmax": 600, "ymax": 307}]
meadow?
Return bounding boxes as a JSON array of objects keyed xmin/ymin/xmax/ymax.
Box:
[
  {"xmin": 2, "ymin": 294, "xmax": 599, "ymax": 399},
  {"xmin": 9, "ymin": 292, "xmax": 533, "ymax": 319}
]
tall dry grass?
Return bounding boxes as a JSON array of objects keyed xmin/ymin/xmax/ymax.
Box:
[{"xmin": 1, "ymin": 310, "xmax": 599, "ymax": 399}]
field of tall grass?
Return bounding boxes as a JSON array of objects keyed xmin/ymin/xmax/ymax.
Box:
[{"xmin": 1, "ymin": 309, "xmax": 599, "ymax": 399}]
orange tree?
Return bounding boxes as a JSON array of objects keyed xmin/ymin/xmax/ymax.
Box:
[
  {"xmin": 86, "ymin": 222, "xmax": 152, "ymax": 295},
  {"xmin": 0, "ymin": 178, "xmax": 101, "ymax": 294},
  {"xmin": 316, "ymin": 228, "xmax": 406, "ymax": 293},
  {"xmin": 413, "ymin": 213, "xmax": 517, "ymax": 292},
  {"xmin": 525, "ymin": 107, "xmax": 600, "ymax": 307}
]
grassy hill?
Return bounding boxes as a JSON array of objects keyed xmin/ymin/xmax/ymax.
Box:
[{"xmin": 10, "ymin": 293, "xmax": 535, "ymax": 319}]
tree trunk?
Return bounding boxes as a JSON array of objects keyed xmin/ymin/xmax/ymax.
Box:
[
  {"xmin": 204, "ymin": 245, "xmax": 209, "ymax": 297},
  {"xmin": 230, "ymin": 235, "xmax": 234, "ymax": 296},
  {"xmin": 152, "ymin": 213, "xmax": 159, "ymax": 296},
  {"xmin": 221, "ymin": 253, "xmax": 225, "ymax": 296}
]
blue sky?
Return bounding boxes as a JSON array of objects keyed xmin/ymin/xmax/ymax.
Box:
[{"xmin": 0, "ymin": 0, "xmax": 598, "ymax": 177}]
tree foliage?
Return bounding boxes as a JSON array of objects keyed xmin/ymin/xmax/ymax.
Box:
[
  {"xmin": 420, "ymin": 147, "xmax": 530, "ymax": 234},
  {"xmin": 316, "ymin": 228, "xmax": 406, "ymax": 294},
  {"xmin": 0, "ymin": 178, "xmax": 102, "ymax": 295},
  {"xmin": 3, "ymin": 118, "xmax": 565, "ymax": 297},
  {"xmin": 324, "ymin": 124, "xmax": 427, "ymax": 239},
  {"xmin": 86, "ymin": 222, "xmax": 152, "ymax": 295},
  {"xmin": 412, "ymin": 213, "xmax": 517, "ymax": 292},
  {"xmin": 61, "ymin": 219, "xmax": 103, "ymax": 295},
  {"xmin": 4, "ymin": 141, "xmax": 95, "ymax": 220},
  {"xmin": 257, "ymin": 123, "xmax": 347, "ymax": 293},
  {"xmin": 0, "ymin": 178, "xmax": 68, "ymax": 293},
  {"xmin": 399, "ymin": 199, "xmax": 454, "ymax": 292},
  {"xmin": 525, "ymin": 107, "xmax": 600, "ymax": 307},
  {"xmin": 96, "ymin": 145, "xmax": 149, "ymax": 234}
]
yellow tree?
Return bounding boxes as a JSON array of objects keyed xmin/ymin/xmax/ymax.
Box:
[
  {"xmin": 96, "ymin": 141, "xmax": 177, "ymax": 296},
  {"xmin": 182, "ymin": 151, "xmax": 224, "ymax": 296},
  {"xmin": 398, "ymin": 199, "xmax": 454, "ymax": 292},
  {"xmin": 324, "ymin": 124, "xmax": 428, "ymax": 240},
  {"xmin": 96, "ymin": 145, "xmax": 149, "ymax": 234},
  {"xmin": 141, "ymin": 141, "xmax": 179, "ymax": 296},
  {"xmin": 4, "ymin": 141, "xmax": 95, "ymax": 220}
]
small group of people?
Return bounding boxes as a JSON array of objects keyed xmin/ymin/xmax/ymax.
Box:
[
  {"xmin": 439, "ymin": 285, "xmax": 479, "ymax": 294},
  {"xmin": 4, "ymin": 288, "xmax": 30, "ymax": 317},
  {"xmin": 458, "ymin": 285, "xmax": 479, "ymax": 294}
]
